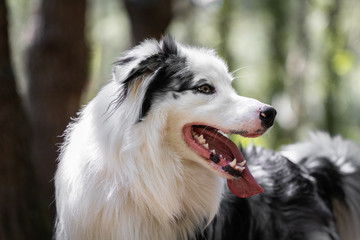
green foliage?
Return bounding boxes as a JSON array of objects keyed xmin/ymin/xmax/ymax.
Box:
[{"xmin": 332, "ymin": 49, "xmax": 353, "ymax": 76}]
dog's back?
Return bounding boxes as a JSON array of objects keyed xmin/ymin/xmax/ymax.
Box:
[
  {"xmin": 202, "ymin": 132, "xmax": 360, "ymax": 240},
  {"xmin": 283, "ymin": 132, "xmax": 360, "ymax": 240}
]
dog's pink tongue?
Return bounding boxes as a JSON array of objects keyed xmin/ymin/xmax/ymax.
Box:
[{"xmin": 227, "ymin": 164, "xmax": 263, "ymax": 198}]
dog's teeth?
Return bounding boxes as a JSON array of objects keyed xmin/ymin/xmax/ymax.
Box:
[
  {"xmin": 203, "ymin": 143, "xmax": 209, "ymax": 149},
  {"xmin": 238, "ymin": 160, "xmax": 246, "ymax": 166},
  {"xmin": 198, "ymin": 135, "xmax": 206, "ymax": 144},
  {"xmin": 235, "ymin": 165, "xmax": 245, "ymax": 171},
  {"xmin": 229, "ymin": 159, "xmax": 237, "ymax": 168},
  {"xmin": 210, "ymin": 149, "xmax": 216, "ymax": 154},
  {"xmin": 219, "ymin": 154, "xmax": 223, "ymax": 159}
]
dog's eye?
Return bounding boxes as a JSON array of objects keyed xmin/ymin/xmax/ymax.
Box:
[{"xmin": 197, "ymin": 84, "xmax": 215, "ymax": 94}]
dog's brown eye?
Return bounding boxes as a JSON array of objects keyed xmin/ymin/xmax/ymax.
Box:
[{"xmin": 197, "ymin": 84, "xmax": 215, "ymax": 94}]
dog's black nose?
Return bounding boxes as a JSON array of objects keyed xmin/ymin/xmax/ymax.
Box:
[{"xmin": 259, "ymin": 106, "xmax": 277, "ymax": 128}]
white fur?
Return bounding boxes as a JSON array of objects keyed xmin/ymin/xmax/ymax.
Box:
[{"xmin": 55, "ymin": 39, "xmax": 268, "ymax": 239}]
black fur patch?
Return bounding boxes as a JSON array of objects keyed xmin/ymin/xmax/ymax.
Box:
[
  {"xmin": 123, "ymin": 54, "xmax": 166, "ymax": 99},
  {"xmin": 140, "ymin": 55, "xmax": 194, "ymax": 120},
  {"xmin": 298, "ymin": 156, "xmax": 345, "ymax": 208},
  {"xmin": 113, "ymin": 36, "xmax": 196, "ymax": 122},
  {"xmin": 161, "ymin": 35, "xmax": 178, "ymax": 56}
]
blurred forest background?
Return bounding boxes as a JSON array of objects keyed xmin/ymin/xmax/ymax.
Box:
[{"xmin": 1, "ymin": 0, "xmax": 359, "ymax": 238}]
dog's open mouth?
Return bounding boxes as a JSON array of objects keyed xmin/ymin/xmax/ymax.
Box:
[{"xmin": 182, "ymin": 124, "xmax": 264, "ymax": 198}]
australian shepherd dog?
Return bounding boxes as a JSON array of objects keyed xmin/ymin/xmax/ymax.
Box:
[{"xmin": 55, "ymin": 36, "xmax": 360, "ymax": 240}]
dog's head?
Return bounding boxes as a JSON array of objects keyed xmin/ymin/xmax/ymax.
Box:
[{"xmin": 112, "ymin": 36, "xmax": 276, "ymax": 198}]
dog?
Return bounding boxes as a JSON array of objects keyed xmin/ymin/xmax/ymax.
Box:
[
  {"xmin": 54, "ymin": 36, "xmax": 277, "ymax": 239},
  {"xmin": 200, "ymin": 132, "xmax": 360, "ymax": 240},
  {"xmin": 55, "ymin": 36, "xmax": 360, "ymax": 240}
]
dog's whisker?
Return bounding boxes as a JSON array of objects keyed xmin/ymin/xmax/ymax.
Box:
[
  {"xmin": 231, "ymin": 74, "xmax": 257, "ymax": 81},
  {"xmin": 230, "ymin": 66, "xmax": 251, "ymax": 75},
  {"xmin": 210, "ymin": 129, "xmax": 221, "ymax": 144}
]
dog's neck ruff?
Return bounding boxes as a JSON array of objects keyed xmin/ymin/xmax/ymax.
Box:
[{"xmin": 64, "ymin": 87, "xmax": 225, "ymax": 239}]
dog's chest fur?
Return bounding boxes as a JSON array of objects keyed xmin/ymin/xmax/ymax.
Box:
[
  {"xmin": 92, "ymin": 158, "xmax": 225, "ymax": 239},
  {"xmin": 65, "ymin": 104, "xmax": 226, "ymax": 239},
  {"xmin": 114, "ymin": 141, "xmax": 225, "ymax": 239}
]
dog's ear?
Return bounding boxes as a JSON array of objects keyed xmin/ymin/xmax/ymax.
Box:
[
  {"xmin": 112, "ymin": 36, "xmax": 179, "ymax": 105},
  {"xmin": 160, "ymin": 35, "xmax": 178, "ymax": 56}
]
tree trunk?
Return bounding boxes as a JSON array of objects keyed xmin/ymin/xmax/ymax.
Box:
[
  {"xmin": 0, "ymin": 0, "xmax": 51, "ymax": 238},
  {"xmin": 25, "ymin": 0, "xmax": 88, "ymax": 226},
  {"xmin": 324, "ymin": 0, "xmax": 342, "ymax": 135},
  {"xmin": 124, "ymin": 0, "xmax": 173, "ymax": 45},
  {"xmin": 217, "ymin": 0, "xmax": 234, "ymax": 70}
]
